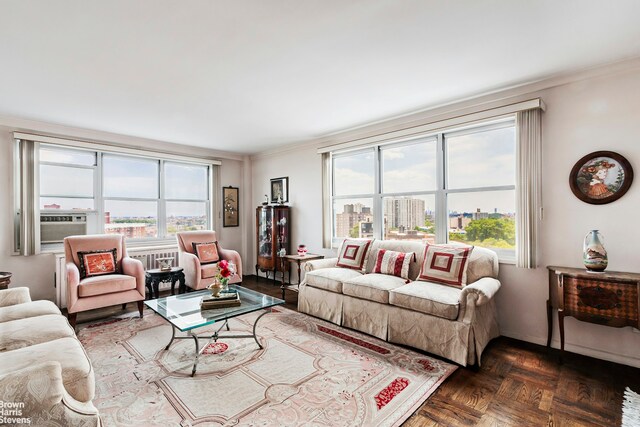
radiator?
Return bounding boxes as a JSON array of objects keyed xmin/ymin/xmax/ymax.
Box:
[
  {"xmin": 130, "ymin": 250, "xmax": 179, "ymax": 270},
  {"xmin": 55, "ymin": 246, "xmax": 180, "ymax": 308}
]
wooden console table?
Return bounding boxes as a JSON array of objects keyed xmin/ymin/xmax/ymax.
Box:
[{"xmin": 547, "ymin": 266, "xmax": 640, "ymax": 357}]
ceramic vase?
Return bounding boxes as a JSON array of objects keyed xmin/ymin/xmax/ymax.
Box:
[
  {"xmin": 583, "ymin": 230, "xmax": 608, "ymax": 272},
  {"xmin": 297, "ymin": 245, "xmax": 307, "ymax": 256}
]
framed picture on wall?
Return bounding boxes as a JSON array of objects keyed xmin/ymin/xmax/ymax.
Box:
[
  {"xmin": 270, "ymin": 177, "xmax": 288, "ymax": 203},
  {"xmin": 223, "ymin": 186, "xmax": 239, "ymax": 227},
  {"xmin": 569, "ymin": 151, "xmax": 633, "ymax": 205}
]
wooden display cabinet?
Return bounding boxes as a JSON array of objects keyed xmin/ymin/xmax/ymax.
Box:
[{"xmin": 255, "ymin": 205, "xmax": 290, "ymax": 282}]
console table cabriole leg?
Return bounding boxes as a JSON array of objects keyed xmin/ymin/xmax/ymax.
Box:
[
  {"xmin": 165, "ymin": 325, "xmax": 176, "ymax": 350},
  {"xmin": 546, "ymin": 299, "xmax": 552, "ymax": 347},
  {"xmin": 558, "ymin": 310, "xmax": 565, "ymax": 364},
  {"xmin": 190, "ymin": 331, "xmax": 200, "ymax": 377}
]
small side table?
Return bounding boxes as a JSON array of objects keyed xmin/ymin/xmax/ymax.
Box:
[
  {"xmin": 145, "ymin": 267, "xmax": 185, "ymax": 299},
  {"xmin": 0, "ymin": 272, "xmax": 12, "ymax": 290},
  {"xmin": 280, "ymin": 254, "xmax": 324, "ymax": 299}
]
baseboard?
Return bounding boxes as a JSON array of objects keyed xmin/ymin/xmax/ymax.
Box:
[{"xmin": 500, "ymin": 329, "xmax": 640, "ymax": 368}]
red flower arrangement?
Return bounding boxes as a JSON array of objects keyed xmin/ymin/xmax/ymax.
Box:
[{"xmin": 215, "ymin": 260, "xmax": 236, "ymax": 285}]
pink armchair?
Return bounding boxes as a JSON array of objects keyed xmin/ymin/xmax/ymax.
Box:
[
  {"xmin": 176, "ymin": 231, "xmax": 243, "ymax": 290},
  {"xmin": 64, "ymin": 234, "xmax": 145, "ymax": 327}
]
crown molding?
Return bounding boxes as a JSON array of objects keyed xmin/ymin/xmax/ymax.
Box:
[{"xmin": 0, "ymin": 115, "xmax": 245, "ymax": 162}]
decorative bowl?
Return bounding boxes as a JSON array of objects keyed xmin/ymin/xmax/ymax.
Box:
[{"xmin": 156, "ymin": 257, "xmax": 174, "ymax": 271}]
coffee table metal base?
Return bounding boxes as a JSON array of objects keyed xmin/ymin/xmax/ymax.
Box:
[{"xmin": 164, "ymin": 310, "xmax": 271, "ymax": 376}]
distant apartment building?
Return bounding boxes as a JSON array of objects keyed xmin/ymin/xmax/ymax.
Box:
[
  {"xmin": 104, "ymin": 222, "xmax": 148, "ymax": 239},
  {"xmin": 384, "ymin": 197, "xmax": 425, "ymax": 231},
  {"xmin": 335, "ymin": 204, "xmax": 373, "ymax": 237}
]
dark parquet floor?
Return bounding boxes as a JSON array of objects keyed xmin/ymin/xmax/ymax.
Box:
[{"xmin": 75, "ymin": 274, "xmax": 640, "ymax": 427}]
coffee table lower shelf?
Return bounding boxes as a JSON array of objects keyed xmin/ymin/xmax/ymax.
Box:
[
  {"xmin": 163, "ymin": 310, "xmax": 271, "ymax": 376},
  {"xmin": 143, "ymin": 285, "xmax": 285, "ymax": 377}
]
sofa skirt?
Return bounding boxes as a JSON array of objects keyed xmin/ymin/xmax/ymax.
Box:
[{"xmin": 298, "ymin": 283, "xmax": 500, "ymax": 366}]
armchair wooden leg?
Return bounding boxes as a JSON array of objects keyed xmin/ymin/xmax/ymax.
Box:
[
  {"xmin": 137, "ymin": 301, "xmax": 144, "ymax": 318},
  {"xmin": 68, "ymin": 312, "xmax": 77, "ymax": 328}
]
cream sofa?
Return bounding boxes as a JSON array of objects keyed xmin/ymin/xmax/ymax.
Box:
[
  {"xmin": 0, "ymin": 287, "xmax": 100, "ymax": 426},
  {"xmin": 298, "ymin": 240, "xmax": 501, "ymax": 366}
]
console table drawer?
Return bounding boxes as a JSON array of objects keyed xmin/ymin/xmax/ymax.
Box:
[{"xmin": 563, "ymin": 277, "xmax": 638, "ymax": 326}]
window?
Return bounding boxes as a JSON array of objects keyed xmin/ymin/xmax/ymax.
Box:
[
  {"xmin": 332, "ymin": 150, "xmax": 375, "ymax": 239},
  {"xmin": 329, "ymin": 119, "xmax": 516, "ymax": 260},
  {"xmin": 37, "ymin": 144, "xmax": 212, "ymax": 244},
  {"xmin": 39, "ymin": 147, "xmax": 96, "ymax": 210}
]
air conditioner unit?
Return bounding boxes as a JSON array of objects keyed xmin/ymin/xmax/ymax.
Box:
[{"xmin": 40, "ymin": 211, "xmax": 98, "ymax": 244}]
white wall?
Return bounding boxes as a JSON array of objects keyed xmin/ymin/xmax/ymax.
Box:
[
  {"xmin": 0, "ymin": 120, "xmax": 247, "ymax": 302},
  {"xmin": 250, "ymin": 67, "xmax": 640, "ymax": 367}
]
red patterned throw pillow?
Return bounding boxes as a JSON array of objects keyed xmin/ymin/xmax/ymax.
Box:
[
  {"xmin": 192, "ymin": 242, "xmax": 220, "ymax": 264},
  {"xmin": 372, "ymin": 249, "xmax": 415, "ymax": 280},
  {"xmin": 78, "ymin": 248, "xmax": 118, "ymax": 279},
  {"xmin": 336, "ymin": 238, "xmax": 373, "ymax": 271},
  {"xmin": 418, "ymin": 243, "xmax": 474, "ymax": 288}
]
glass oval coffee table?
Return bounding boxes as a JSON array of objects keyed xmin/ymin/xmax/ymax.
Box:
[{"xmin": 144, "ymin": 285, "xmax": 284, "ymax": 376}]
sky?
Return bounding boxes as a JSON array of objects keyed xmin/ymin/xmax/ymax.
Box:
[
  {"xmin": 333, "ymin": 125, "xmax": 516, "ymax": 214},
  {"xmin": 39, "ymin": 146, "xmax": 209, "ymax": 216}
]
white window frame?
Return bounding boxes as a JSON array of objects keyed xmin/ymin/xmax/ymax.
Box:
[
  {"xmin": 37, "ymin": 144, "xmax": 214, "ymax": 247},
  {"xmin": 329, "ymin": 117, "xmax": 517, "ymax": 261}
]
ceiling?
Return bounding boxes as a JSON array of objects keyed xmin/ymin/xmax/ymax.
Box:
[{"xmin": 1, "ymin": 1, "xmax": 640, "ymax": 154}]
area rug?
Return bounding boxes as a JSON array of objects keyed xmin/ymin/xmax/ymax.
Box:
[
  {"xmin": 77, "ymin": 307, "xmax": 456, "ymax": 426},
  {"xmin": 622, "ymin": 387, "xmax": 640, "ymax": 427}
]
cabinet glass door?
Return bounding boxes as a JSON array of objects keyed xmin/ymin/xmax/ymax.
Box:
[
  {"xmin": 258, "ymin": 208, "xmax": 272, "ymax": 258},
  {"xmin": 275, "ymin": 208, "xmax": 289, "ymax": 254}
]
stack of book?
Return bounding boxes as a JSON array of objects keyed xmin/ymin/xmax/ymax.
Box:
[{"xmin": 200, "ymin": 290, "xmax": 241, "ymax": 310}]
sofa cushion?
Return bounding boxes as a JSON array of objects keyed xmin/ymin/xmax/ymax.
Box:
[
  {"xmin": 0, "ymin": 336, "xmax": 95, "ymax": 402},
  {"xmin": 389, "ymin": 281, "xmax": 461, "ymax": 320},
  {"xmin": 201, "ymin": 262, "xmax": 219, "ymax": 279},
  {"xmin": 418, "ymin": 243, "xmax": 474, "ymax": 288},
  {"xmin": 371, "ymin": 249, "xmax": 415, "ymax": 280},
  {"xmin": 0, "ymin": 300, "xmax": 61, "ymax": 323},
  {"xmin": 305, "ymin": 268, "xmax": 363, "ymax": 293},
  {"xmin": 365, "ymin": 240, "xmax": 427, "ymax": 280},
  {"xmin": 0, "ymin": 314, "xmax": 74, "ymax": 352},
  {"xmin": 78, "ymin": 274, "xmax": 136, "ymax": 297},
  {"xmin": 336, "ymin": 238, "xmax": 373, "ymax": 271},
  {"xmin": 343, "ymin": 273, "xmax": 408, "ymax": 304}
]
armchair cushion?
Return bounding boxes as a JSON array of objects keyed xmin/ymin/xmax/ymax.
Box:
[
  {"xmin": 78, "ymin": 274, "xmax": 136, "ymax": 297},
  {"xmin": 0, "ymin": 287, "xmax": 31, "ymax": 307},
  {"xmin": 0, "ymin": 336, "xmax": 95, "ymax": 403},
  {"xmin": 201, "ymin": 263, "xmax": 218, "ymax": 279},
  {"xmin": 305, "ymin": 268, "xmax": 363, "ymax": 293},
  {"xmin": 0, "ymin": 300, "xmax": 60, "ymax": 323},
  {"xmin": 77, "ymin": 248, "xmax": 118, "ymax": 279},
  {"xmin": 193, "ymin": 241, "xmax": 220, "ymax": 264},
  {"xmin": 0, "ymin": 314, "xmax": 74, "ymax": 352},
  {"xmin": 389, "ymin": 281, "xmax": 460, "ymax": 320}
]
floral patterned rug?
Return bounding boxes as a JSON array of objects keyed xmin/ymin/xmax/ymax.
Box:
[{"xmin": 77, "ymin": 307, "xmax": 456, "ymax": 426}]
